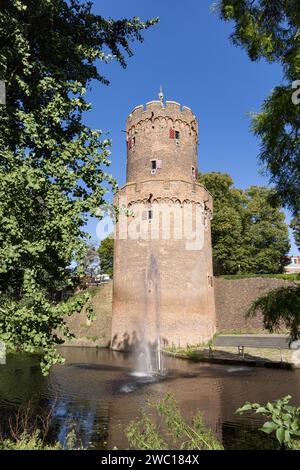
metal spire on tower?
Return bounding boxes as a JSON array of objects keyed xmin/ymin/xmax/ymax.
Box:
[{"xmin": 158, "ymin": 85, "xmax": 164, "ymax": 102}]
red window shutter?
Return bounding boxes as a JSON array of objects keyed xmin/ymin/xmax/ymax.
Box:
[
  {"xmin": 142, "ymin": 211, "xmax": 148, "ymax": 220},
  {"xmin": 195, "ymin": 168, "xmax": 198, "ymax": 179},
  {"xmin": 127, "ymin": 138, "xmax": 132, "ymax": 150},
  {"xmin": 157, "ymin": 160, "xmax": 162, "ymax": 169},
  {"xmin": 169, "ymin": 128, "xmax": 175, "ymax": 139}
]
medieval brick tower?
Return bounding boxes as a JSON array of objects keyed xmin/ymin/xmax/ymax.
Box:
[{"xmin": 111, "ymin": 95, "xmax": 216, "ymax": 350}]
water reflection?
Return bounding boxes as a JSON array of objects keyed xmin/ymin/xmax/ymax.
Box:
[{"xmin": 0, "ymin": 347, "xmax": 299, "ymax": 449}]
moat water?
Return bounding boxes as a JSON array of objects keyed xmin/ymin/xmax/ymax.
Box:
[{"xmin": 0, "ymin": 347, "xmax": 299, "ymax": 449}]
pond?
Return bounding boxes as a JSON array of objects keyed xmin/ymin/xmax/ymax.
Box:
[{"xmin": 0, "ymin": 347, "xmax": 299, "ymax": 450}]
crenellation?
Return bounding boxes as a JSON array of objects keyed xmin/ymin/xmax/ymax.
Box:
[
  {"xmin": 133, "ymin": 104, "xmax": 144, "ymax": 112},
  {"xmin": 126, "ymin": 100, "xmax": 197, "ymax": 132},
  {"xmin": 145, "ymin": 100, "xmax": 163, "ymax": 112},
  {"xmin": 126, "ymin": 99, "xmax": 199, "ymax": 183},
  {"xmin": 127, "ymin": 105, "xmax": 144, "ymax": 125},
  {"xmin": 182, "ymin": 105, "xmax": 196, "ymax": 122},
  {"xmin": 165, "ymin": 100, "xmax": 181, "ymax": 112}
]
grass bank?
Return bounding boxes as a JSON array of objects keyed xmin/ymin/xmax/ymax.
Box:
[
  {"xmin": 63, "ymin": 282, "xmax": 112, "ymax": 347},
  {"xmin": 220, "ymin": 273, "xmax": 300, "ymax": 281}
]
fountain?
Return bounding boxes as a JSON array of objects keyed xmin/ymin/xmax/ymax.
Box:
[
  {"xmin": 134, "ymin": 340, "xmax": 153, "ymax": 378},
  {"xmin": 132, "ymin": 253, "xmax": 165, "ymax": 378}
]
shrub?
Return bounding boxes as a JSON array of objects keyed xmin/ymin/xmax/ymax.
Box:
[
  {"xmin": 0, "ymin": 402, "xmax": 82, "ymax": 450},
  {"xmin": 237, "ymin": 395, "xmax": 300, "ymax": 450},
  {"xmin": 125, "ymin": 393, "xmax": 223, "ymax": 450},
  {"xmin": 248, "ymin": 284, "xmax": 300, "ymax": 342},
  {"xmin": 0, "ymin": 431, "xmax": 62, "ymax": 450}
]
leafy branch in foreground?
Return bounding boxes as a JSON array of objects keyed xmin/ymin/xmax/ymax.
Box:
[
  {"xmin": 125, "ymin": 393, "xmax": 223, "ymax": 450},
  {"xmin": 247, "ymin": 284, "xmax": 300, "ymax": 342},
  {"xmin": 0, "ymin": 289, "xmax": 91, "ymax": 375},
  {"xmin": 237, "ymin": 395, "xmax": 300, "ymax": 450},
  {"xmin": 218, "ymin": 0, "xmax": 300, "ymax": 216},
  {"xmin": 0, "ymin": 0, "xmax": 158, "ymax": 373}
]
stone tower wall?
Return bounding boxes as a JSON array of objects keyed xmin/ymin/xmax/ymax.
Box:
[
  {"xmin": 111, "ymin": 100, "xmax": 216, "ymax": 350},
  {"xmin": 126, "ymin": 101, "xmax": 198, "ymax": 184}
]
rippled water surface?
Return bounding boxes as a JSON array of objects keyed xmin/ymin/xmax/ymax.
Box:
[{"xmin": 1, "ymin": 347, "xmax": 300, "ymax": 449}]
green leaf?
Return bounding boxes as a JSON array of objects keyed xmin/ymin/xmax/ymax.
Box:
[
  {"xmin": 276, "ymin": 428, "xmax": 285, "ymax": 445},
  {"xmin": 266, "ymin": 402, "xmax": 274, "ymax": 412},
  {"xmin": 256, "ymin": 407, "xmax": 267, "ymax": 414},
  {"xmin": 261, "ymin": 421, "xmax": 277, "ymax": 435},
  {"xmin": 236, "ymin": 403, "xmax": 253, "ymax": 413},
  {"xmin": 291, "ymin": 421, "xmax": 300, "ymax": 432}
]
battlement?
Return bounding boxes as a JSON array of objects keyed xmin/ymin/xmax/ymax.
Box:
[{"xmin": 127, "ymin": 100, "xmax": 197, "ymax": 129}]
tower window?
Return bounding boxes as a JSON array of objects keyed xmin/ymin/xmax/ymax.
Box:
[
  {"xmin": 191, "ymin": 166, "xmax": 195, "ymax": 179},
  {"xmin": 127, "ymin": 136, "xmax": 135, "ymax": 150},
  {"xmin": 175, "ymin": 131, "xmax": 180, "ymax": 140},
  {"xmin": 142, "ymin": 210, "xmax": 153, "ymax": 221},
  {"xmin": 151, "ymin": 160, "xmax": 157, "ymax": 170}
]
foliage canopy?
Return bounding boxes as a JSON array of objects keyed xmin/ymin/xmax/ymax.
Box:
[
  {"xmin": 98, "ymin": 235, "xmax": 114, "ymax": 278},
  {"xmin": 237, "ymin": 395, "xmax": 300, "ymax": 450},
  {"xmin": 199, "ymin": 172, "xmax": 290, "ymax": 275},
  {"xmin": 218, "ymin": 0, "xmax": 300, "ymax": 217},
  {"xmin": 0, "ymin": 0, "xmax": 157, "ymax": 373}
]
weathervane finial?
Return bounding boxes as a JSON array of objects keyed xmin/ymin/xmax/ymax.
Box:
[{"xmin": 158, "ymin": 85, "xmax": 164, "ymax": 103}]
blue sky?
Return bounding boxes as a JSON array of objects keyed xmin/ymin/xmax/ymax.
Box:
[{"xmin": 84, "ymin": 0, "xmax": 299, "ymax": 255}]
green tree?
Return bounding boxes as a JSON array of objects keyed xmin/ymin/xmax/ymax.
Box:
[
  {"xmin": 291, "ymin": 216, "xmax": 300, "ymax": 249},
  {"xmin": 98, "ymin": 235, "xmax": 114, "ymax": 278},
  {"xmin": 82, "ymin": 243, "xmax": 100, "ymax": 278},
  {"xmin": 211, "ymin": 206, "xmax": 246, "ymax": 274},
  {"xmin": 248, "ymin": 283, "xmax": 300, "ymax": 342},
  {"xmin": 199, "ymin": 173, "xmax": 290, "ymax": 274},
  {"xmin": 244, "ymin": 186, "xmax": 290, "ymax": 274},
  {"xmin": 0, "ymin": 0, "xmax": 157, "ymax": 373},
  {"xmin": 218, "ymin": 0, "xmax": 300, "ymax": 216},
  {"xmin": 218, "ymin": 2, "xmax": 300, "ymax": 338},
  {"xmin": 199, "ymin": 172, "xmax": 247, "ymax": 274}
]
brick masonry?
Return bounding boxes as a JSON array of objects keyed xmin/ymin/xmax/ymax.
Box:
[
  {"xmin": 215, "ymin": 277, "xmax": 299, "ymax": 333},
  {"xmin": 111, "ymin": 100, "xmax": 216, "ymax": 350},
  {"xmin": 64, "ymin": 277, "xmax": 299, "ymax": 345}
]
